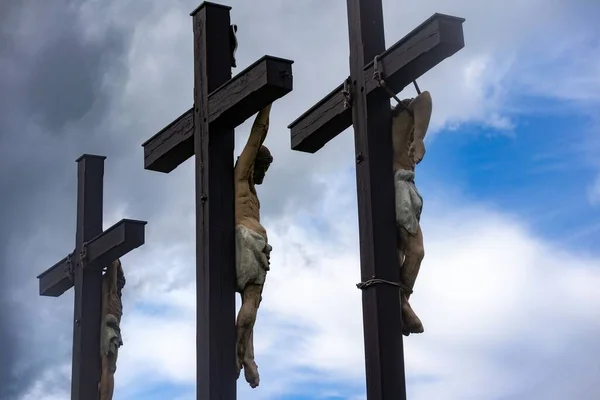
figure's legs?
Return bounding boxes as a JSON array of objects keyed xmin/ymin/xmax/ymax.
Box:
[
  {"xmin": 236, "ymin": 284, "xmax": 262, "ymax": 388},
  {"xmin": 244, "ymin": 330, "xmax": 260, "ymax": 388},
  {"xmin": 398, "ymin": 225, "xmax": 425, "ymax": 335},
  {"xmin": 98, "ymin": 355, "xmax": 115, "ymax": 400},
  {"xmin": 243, "ymin": 290, "xmax": 262, "ymax": 388}
]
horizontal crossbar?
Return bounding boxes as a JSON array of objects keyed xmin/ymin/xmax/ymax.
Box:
[
  {"xmin": 142, "ymin": 55, "xmax": 294, "ymax": 173},
  {"xmin": 288, "ymin": 13, "xmax": 465, "ymax": 153},
  {"xmin": 37, "ymin": 219, "xmax": 147, "ymax": 297}
]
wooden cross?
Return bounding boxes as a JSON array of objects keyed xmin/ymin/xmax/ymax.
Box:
[
  {"xmin": 288, "ymin": 1, "xmax": 465, "ymax": 399},
  {"xmin": 37, "ymin": 154, "xmax": 147, "ymax": 400},
  {"xmin": 140, "ymin": 2, "xmax": 294, "ymax": 398}
]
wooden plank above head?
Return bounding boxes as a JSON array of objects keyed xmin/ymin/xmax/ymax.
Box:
[
  {"xmin": 288, "ymin": 13, "xmax": 465, "ymax": 153},
  {"xmin": 142, "ymin": 55, "xmax": 294, "ymax": 173}
]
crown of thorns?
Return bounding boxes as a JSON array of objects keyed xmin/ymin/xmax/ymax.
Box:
[{"xmin": 256, "ymin": 146, "xmax": 273, "ymax": 163}]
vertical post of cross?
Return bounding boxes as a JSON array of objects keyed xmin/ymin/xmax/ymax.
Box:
[
  {"xmin": 190, "ymin": 3, "xmax": 237, "ymax": 399},
  {"xmin": 346, "ymin": 0, "xmax": 407, "ymax": 399},
  {"xmin": 37, "ymin": 154, "xmax": 148, "ymax": 400},
  {"xmin": 72, "ymin": 154, "xmax": 105, "ymax": 400}
]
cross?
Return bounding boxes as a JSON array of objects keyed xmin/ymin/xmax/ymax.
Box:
[
  {"xmin": 140, "ymin": 3, "xmax": 294, "ymax": 399},
  {"xmin": 36, "ymin": 154, "xmax": 147, "ymax": 400},
  {"xmin": 287, "ymin": 1, "xmax": 465, "ymax": 399}
]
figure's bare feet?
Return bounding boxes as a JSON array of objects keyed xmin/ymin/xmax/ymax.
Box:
[
  {"xmin": 236, "ymin": 355, "xmax": 243, "ymax": 379},
  {"xmin": 402, "ymin": 301, "xmax": 424, "ymax": 336},
  {"xmin": 243, "ymin": 358, "xmax": 260, "ymax": 388}
]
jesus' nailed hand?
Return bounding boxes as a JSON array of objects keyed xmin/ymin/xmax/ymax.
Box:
[{"xmin": 234, "ymin": 104, "xmax": 273, "ymax": 389}]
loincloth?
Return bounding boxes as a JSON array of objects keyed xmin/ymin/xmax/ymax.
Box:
[
  {"xmin": 101, "ymin": 314, "xmax": 123, "ymax": 373},
  {"xmin": 235, "ymin": 224, "xmax": 272, "ymax": 293},
  {"xmin": 394, "ymin": 169, "xmax": 423, "ymax": 235}
]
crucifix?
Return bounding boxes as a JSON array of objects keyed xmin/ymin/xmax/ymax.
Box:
[
  {"xmin": 36, "ymin": 154, "xmax": 147, "ymax": 400},
  {"xmin": 288, "ymin": 1, "xmax": 465, "ymax": 399},
  {"xmin": 140, "ymin": 2, "xmax": 293, "ymax": 398}
]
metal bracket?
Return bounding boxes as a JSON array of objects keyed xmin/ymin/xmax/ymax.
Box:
[
  {"xmin": 413, "ymin": 80, "xmax": 422, "ymax": 95},
  {"xmin": 373, "ymin": 55, "xmax": 385, "ymax": 87},
  {"xmin": 79, "ymin": 242, "xmax": 88, "ymax": 264},
  {"xmin": 65, "ymin": 252, "xmax": 74, "ymax": 281},
  {"xmin": 342, "ymin": 77, "xmax": 353, "ymax": 109},
  {"xmin": 372, "ymin": 54, "xmax": 416, "ymax": 117}
]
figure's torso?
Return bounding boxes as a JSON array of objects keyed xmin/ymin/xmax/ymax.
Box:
[
  {"xmin": 102, "ymin": 280, "xmax": 123, "ymax": 322},
  {"xmin": 235, "ymin": 179, "xmax": 267, "ymax": 240},
  {"xmin": 102, "ymin": 261, "xmax": 123, "ymax": 323}
]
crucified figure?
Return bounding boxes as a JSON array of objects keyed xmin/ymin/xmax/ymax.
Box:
[
  {"xmin": 234, "ymin": 104, "xmax": 274, "ymax": 388},
  {"xmin": 98, "ymin": 259, "xmax": 125, "ymax": 400},
  {"xmin": 391, "ymin": 91, "xmax": 432, "ymax": 336}
]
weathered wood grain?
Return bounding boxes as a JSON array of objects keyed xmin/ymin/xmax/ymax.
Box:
[
  {"xmin": 289, "ymin": 13, "xmax": 465, "ymax": 153},
  {"xmin": 192, "ymin": 4, "xmax": 237, "ymax": 400},
  {"xmin": 38, "ymin": 219, "xmax": 146, "ymax": 297},
  {"xmin": 142, "ymin": 55, "xmax": 293, "ymax": 173},
  {"xmin": 36, "ymin": 155, "xmax": 147, "ymax": 400},
  {"xmin": 347, "ymin": 0, "xmax": 407, "ymax": 398}
]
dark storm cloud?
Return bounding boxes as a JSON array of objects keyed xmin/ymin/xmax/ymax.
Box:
[
  {"xmin": 0, "ymin": 1, "xmax": 134, "ymax": 398},
  {"xmin": 25, "ymin": 29, "xmax": 125, "ymax": 133}
]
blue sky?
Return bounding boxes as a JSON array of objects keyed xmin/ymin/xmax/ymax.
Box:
[
  {"xmin": 423, "ymin": 101, "xmax": 600, "ymax": 252},
  {"xmin": 2, "ymin": 0, "xmax": 600, "ymax": 400}
]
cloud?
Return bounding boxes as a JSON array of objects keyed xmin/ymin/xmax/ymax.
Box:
[
  {"xmin": 588, "ymin": 175, "xmax": 600, "ymax": 206},
  {"xmin": 93, "ymin": 170, "xmax": 600, "ymax": 399},
  {"xmin": 0, "ymin": 0, "xmax": 138, "ymax": 397},
  {"xmin": 2, "ymin": 0, "xmax": 599, "ymax": 399},
  {"xmin": 19, "ymin": 365, "xmax": 70, "ymax": 400}
]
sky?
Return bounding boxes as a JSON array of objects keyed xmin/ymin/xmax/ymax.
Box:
[{"xmin": 1, "ymin": 0, "xmax": 599, "ymax": 399}]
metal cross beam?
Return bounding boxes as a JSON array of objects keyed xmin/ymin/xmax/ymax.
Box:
[
  {"xmin": 287, "ymin": 1, "xmax": 465, "ymax": 399},
  {"xmin": 139, "ymin": 3, "xmax": 294, "ymax": 399},
  {"xmin": 36, "ymin": 154, "xmax": 147, "ymax": 400},
  {"xmin": 289, "ymin": 13, "xmax": 465, "ymax": 153}
]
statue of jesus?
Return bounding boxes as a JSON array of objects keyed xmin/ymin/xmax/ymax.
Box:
[
  {"xmin": 98, "ymin": 259, "xmax": 125, "ymax": 400},
  {"xmin": 234, "ymin": 104, "xmax": 273, "ymax": 388},
  {"xmin": 391, "ymin": 91, "xmax": 432, "ymax": 336}
]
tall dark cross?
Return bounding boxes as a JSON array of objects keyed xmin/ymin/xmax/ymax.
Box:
[
  {"xmin": 36, "ymin": 154, "xmax": 147, "ymax": 400},
  {"xmin": 140, "ymin": 2, "xmax": 293, "ymax": 398},
  {"xmin": 288, "ymin": 1, "xmax": 465, "ymax": 399}
]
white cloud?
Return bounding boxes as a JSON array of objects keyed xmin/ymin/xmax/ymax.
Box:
[
  {"xmin": 588, "ymin": 174, "xmax": 600, "ymax": 206},
  {"xmin": 106, "ymin": 170, "xmax": 600, "ymax": 399},
  {"xmin": 20, "ymin": 364, "xmax": 70, "ymax": 400},
  {"xmin": 16, "ymin": 0, "xmax": 600, "ymax": 399},
  {"xmin": 91, "ymin": 0, "xmax": 600, "ymax": 222}
]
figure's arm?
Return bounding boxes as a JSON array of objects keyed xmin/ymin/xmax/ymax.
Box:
[
  {"xmin": 235, "ymin": 104, "xmax": 272, "ymax": 179},
  {"xmin": 410, "ymin": 91, "xmax": 432, "ymax": 142},
  {"xmin": 409, "ymin": 91, "xmax": 432, "ymax": 164}
]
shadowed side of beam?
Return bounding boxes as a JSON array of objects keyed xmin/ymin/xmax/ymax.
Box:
[
  {"xmin": 38, "ymin": 255, "xmax": 73, "ymax": 297},
  {"xmin": 209, "ymin": 56, "xmax": 294, "ymax": 130},
  {"xmin": 142, "ymin": 56, "xmax": 294, "ymax": 173},
  {"xmin": 143, "ymin": 108, "xmax": 194, "ymax": 174},
  {"xmin": 84, "ymin": 219, "xmax": 147, "ymax": 268},
  {"xmin": 289, "ymin": 13, "xmax": 465, "ymax": 153},
  {"xmin": 364, "ymin": 15, "xmax": 465, "ymax": 94}
]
